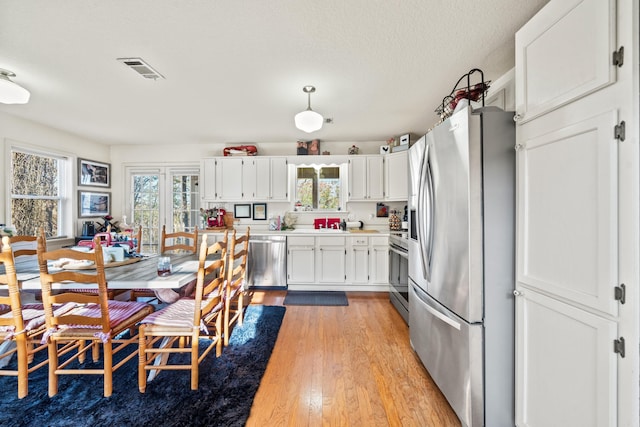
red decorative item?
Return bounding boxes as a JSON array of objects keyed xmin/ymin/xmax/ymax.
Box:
[{"xmin": 223, "ymin": 145, "xmax": 258, "ymax": 156}]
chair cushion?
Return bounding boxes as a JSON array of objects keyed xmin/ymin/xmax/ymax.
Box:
[
  {"xmin": 0, "ymin": 302, "xmax": 76, "ymax": 333},
  {"xmin": 140, "ymin": 296, "xmax": 222, "ymax": 331},
  {"xmin": 0, "ymin": 304, "xmax": 10, "ymax": 314},
  {"xmin": 67, "ymin": 300, "xmax": 151, "ymax": 330}
]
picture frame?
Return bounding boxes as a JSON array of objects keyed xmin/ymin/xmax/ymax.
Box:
[
  {"xmin": 78, "ymin": 191, "xmax": 111, "ymax": 218},
  {"xmin": 233, "ymin": 203, "xmax": 251, "ymax": 219},
  {"xmin": 78, "ymin": 158, "xmax": 111, "ymax": 188},
  {"xmin": 253, "ymin": 203, "xmax": 267, "ymax": 220}
]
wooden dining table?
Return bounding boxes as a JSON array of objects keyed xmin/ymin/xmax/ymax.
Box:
[{"xmin": 17, "ymin": 253, "xmax": 202, "ymax": 296}]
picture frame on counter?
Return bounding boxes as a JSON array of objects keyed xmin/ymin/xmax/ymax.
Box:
[
  {"xmin": 78, "ymin": 191, "xmax": 110, "ymax": 218},
  {"xmin": 78, "ymin": 158, "xmax": 110, "ymax": 188},
  {"xmin": 253, "ymin": 203, "xmax": 267, "ymax": 220},
  {"xmin": 233, "ymin": 203, "xmax": 251, "ymax": 219}
]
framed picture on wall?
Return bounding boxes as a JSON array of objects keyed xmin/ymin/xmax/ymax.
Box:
[
  {"xmin": 78, "ymin": 191, "xmax": 111, "ymax": 218},
  {"xmin": 253, "ymin": 203, "xmax": 267, "ymax": 220},
  {"xmin": 78, "ymin": 158, "xmax": 111, "ymax": 188},
  {"xmin": 234, "ymin": 203, "xmax": 251, "ymax": 219}
]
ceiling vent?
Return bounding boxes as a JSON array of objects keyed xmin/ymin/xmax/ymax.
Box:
[{"xmin": 116, "ymin": 57, "xmax": 165, "ymax": 80}]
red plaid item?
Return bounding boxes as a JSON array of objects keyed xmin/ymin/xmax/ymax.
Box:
[
  {"xmin": 66, "ymin": 300, "xmax": 150, "ymax": 330},
  {"xmin": 41, "ymin": 301, "xmax": 150, "ymax": 344},
  {"xmin": 0, "ymin": 303, "xmax": 76, "ymax": 334},
  {"xmin": 140, "ymin": 295, "xmax": 222, "ymax": 333}
]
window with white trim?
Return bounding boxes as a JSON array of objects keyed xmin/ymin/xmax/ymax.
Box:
[{"xmin": 10, "ymin": 148, "xmax": 70, "ymax": 238}]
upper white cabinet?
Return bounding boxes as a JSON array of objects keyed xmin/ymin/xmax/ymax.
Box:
[
  {"xmin": 384, "ymin": 151, "xmax": 408, "ymax": 201},
  {"xmin": 514, "ymin": 0, "xmax": 618, "ymax": 123},
  {"xmin": 201, "ymin": 158, "xmax": 218, "ymax": 201},
  {"xmin": 348, "ymin": 155, "xmax": 384, "ymax": 201},
  {"xmin": 215, "ymin": 157, "xmax": 251, "ymax": 201},
  {"xmin": 255, "ymin": 157, "xmax": 289, "ymax": 201},
  {"xmin": 201, "ymin": 156, "xmax": 288, "ymax": 202}
]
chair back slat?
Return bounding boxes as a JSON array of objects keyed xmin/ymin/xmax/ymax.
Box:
[{"xmin": 161, "ymin": 225, "xmax": 199, "ymax": 254}]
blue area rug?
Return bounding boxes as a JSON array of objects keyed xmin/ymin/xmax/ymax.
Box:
[{"xmin": 0, "ymin": 305, "xmax": 285, "ymax": 427}]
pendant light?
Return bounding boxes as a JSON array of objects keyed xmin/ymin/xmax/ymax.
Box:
[
  {"xmin": 294, "ymin": 85, "xmax": 323, "ymax": 133},
  {"xmin": 0, "ymin": 69, "xmax": 30, "ymax": 104}
]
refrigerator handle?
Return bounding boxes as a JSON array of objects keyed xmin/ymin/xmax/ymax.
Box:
[
  {"xmin": 411, "ymin": 283, "xmax": 461, "ymax": 330},
  {"xmin": 417, "ymin": 144, "xmax": 430, "ymax": 282},
  {"xmin": 425, "ymin": 156, "xmax": 435, "ymax": 277}
]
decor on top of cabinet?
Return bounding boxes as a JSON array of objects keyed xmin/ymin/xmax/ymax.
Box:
[
  {"xmin": 435, "ymin": 68, "xmax": 491, "ymax": 122},
  {"xmin": 296, "ymin": 139, "xmax": 320, "ymax": 155},
  {"xmin": 348, "ymin": 145, "xmax": 359, "ymax": 155},
  {"xmin": 222, "ymin": 145, "xmax": 258, "ymax": 156}
]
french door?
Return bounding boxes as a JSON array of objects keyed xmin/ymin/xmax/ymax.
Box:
[{"xmin": 126, "ymin": 166, "xmax": 199, "ymax": 254}]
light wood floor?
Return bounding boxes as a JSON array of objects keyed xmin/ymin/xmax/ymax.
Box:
[{"xmin": 245, "ymin": 290, "xmax": 461, "ymax": 427}]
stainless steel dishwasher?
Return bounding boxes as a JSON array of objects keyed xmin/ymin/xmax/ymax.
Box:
[{"xmin": 246, "ymin": 235, "xmax": 287, "ymax": 289}]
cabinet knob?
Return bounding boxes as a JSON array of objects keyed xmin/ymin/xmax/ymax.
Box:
[
  {"xmin": 513, "ymin": 113, "xmax": 522, "ymax": 122},
  {"xmin": 513, "ymin": 289, "xmax": 523, "ymax": 297}
]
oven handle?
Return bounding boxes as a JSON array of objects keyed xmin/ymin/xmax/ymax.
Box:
[{"xmin": 389, "ymin": 246, "xmax": 408, "ymax": 259}]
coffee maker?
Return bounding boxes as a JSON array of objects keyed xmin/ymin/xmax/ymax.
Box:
[{"xmin": 81, "ymin": 221, "xmax": 96, "ymax": 236}]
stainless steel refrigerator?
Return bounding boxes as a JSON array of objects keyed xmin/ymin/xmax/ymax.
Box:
[{"xmin": 408, "ymin": 106, "xmax": 515, "ymax": 427}]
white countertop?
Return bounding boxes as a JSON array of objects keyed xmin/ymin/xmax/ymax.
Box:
[{"xmin": 201, "ymin": 228, "xmax": 389, "ymax": 237}]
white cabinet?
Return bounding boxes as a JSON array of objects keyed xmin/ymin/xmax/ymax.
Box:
[
  {"xmin": 347, "ymin": 236, "xmax": 369, "ymax": 284},
  {"xmin": 288, "ymin": 234, "xmax": 389, "ymax": 291},
  {"xmin": 201, "ymin": 158, "xmax": 218, "ymax": 201},
  {"xmin": 346, "ymin": 236, "xmax": 389, "ymax": 286},
  {"xmin": 384, "ymin": 151, "xmax": 408, "ymax": 201},
  {"xmin": 514, "ymin": 0, "xmax": 637, "ymax": 425},
  {"xmin": 348, "ymin": 155, "xmax": 384, "ymax": 200},
  {"xmin": 316, "ymin": 236, "xmax": 346, "ymax": 284},
  {"xmin": 255, "ymin": 157, "xmax": 289, "ymax": 201},
  {"xmin": 516, "ymin": 288, "xmax": 617, "ymax": 427},
  {"xmin": 287, "ymin": 236, "xmax": 315, "ymax": 284},
  {"xmin": 514, "ymin": 0, "xmax": 617, "ymax": 123},
  {"xmin": 369, "ymin": 236, "xmax": 389, "ymax": 284}
]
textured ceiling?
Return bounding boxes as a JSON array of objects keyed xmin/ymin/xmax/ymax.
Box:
[{"xmin": 0, "ymin": 0, "xmax": 549, "ymax": 146}]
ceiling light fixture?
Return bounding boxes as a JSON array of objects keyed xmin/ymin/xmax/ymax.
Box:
[
  {"xmin": 0, "ymin": 69, "xmax": 30, "ymax": 104},
  {"xmin": 294, "ymin": 85, "xmax": 323, "ymax": 133}
]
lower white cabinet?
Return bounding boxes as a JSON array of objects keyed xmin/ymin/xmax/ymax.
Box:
[
  {"xmin": 317, "ymin": 236, "xmax": 346, "ymax": 284},
  {"xmin": 286, "ymin": 236, "xmax": 315, "ymax": 284},
  {"xmin": 287, "ymin": 234, "xmax": 389, "ymax": 291},
  {"xmin": 369, "ymin": 236, "xmax": 389, "ymax": 284},
  {"xmin": 515, "ymin": 287, "xmax": 617, "ymax": 427}
]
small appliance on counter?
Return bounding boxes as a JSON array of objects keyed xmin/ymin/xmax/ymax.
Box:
[
  {"xmin": 81, "ymin": 221, "xmax": 96, "ymax": 236},
  {"xmin": 339, "ymin": 220, "xmax": 364, "ymax": 231}
]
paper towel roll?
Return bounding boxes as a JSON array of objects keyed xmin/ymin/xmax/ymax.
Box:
[{"xmin": 345, "ymin": 221, "xmax": 363, "ymax": 229}]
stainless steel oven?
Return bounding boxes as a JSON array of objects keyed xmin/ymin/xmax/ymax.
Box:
[{"xmin": 389, "ymin": 232, "xmax": 409, "ymax": 323}]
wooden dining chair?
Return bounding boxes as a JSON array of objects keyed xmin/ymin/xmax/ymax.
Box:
[
  {"xmin": 130, "ymin": 225, "xmax": 198, "ymax": 303},
  {"xmin": 160, "ymin": 225, "xmax": 199, "ymax": 254},
  {"xmin": 8, "ymin": 235, "xmax": 37, "ymax": 259},
  {"xmin": 37, "ymin": 235, "xmax": 154, "ymax": 397},
  {"xmin": 138, "ymin": 232, "xmax": 227, "ymax": 392},
  {"xmin": 0, "ymin": 236, "xmax": 76, "ymax": 398},
  {"xmin": 222, "ymin": 227, "xmax": 250, "ymax": 346}
]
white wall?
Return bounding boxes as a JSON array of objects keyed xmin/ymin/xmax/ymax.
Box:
[
  {"xmin": 0, "ymin": 111, "xmax": 402, "ymax": 235},
  {"xmin": 0, "ymin": 111, "xmax": 110, "ymax": 237}
]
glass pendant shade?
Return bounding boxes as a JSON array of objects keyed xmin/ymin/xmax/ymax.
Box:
[
  {"xmin": 0, "ymin": 70, "xmax": 30, "ymax": 104},
  {"xmin": 295, "ymin": 109, "xmax": 323, "ymax": 133},
  {"xmin": 295, "ymin": 85, "xmax": 323, "ymax": 133}
]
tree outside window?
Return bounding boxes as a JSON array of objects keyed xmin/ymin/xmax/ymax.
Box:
[
  {"xmin": 10, "ymin": 150, "xmax": 66, "ymax": 237},
  {"xmin": 296, "ymin": 166, "xmax": 341, "ymax": 210}
]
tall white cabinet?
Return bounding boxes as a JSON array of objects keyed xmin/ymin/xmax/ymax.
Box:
[{"xmin": 514, "ymin": 1, "xmax": 638, "ymax": 426}]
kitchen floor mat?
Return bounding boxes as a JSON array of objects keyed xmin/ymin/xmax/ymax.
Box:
[{"xmin": 283, "ymin": 291, "xmax": 348, "ymax": 306}]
